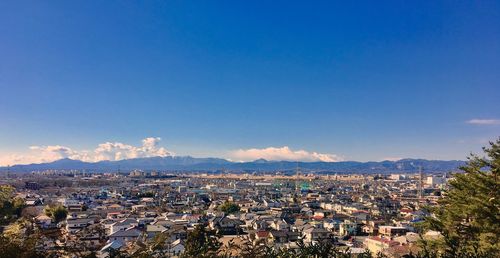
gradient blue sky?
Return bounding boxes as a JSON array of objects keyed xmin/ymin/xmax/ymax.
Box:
[{"xmin": 1, "ymin": 1, "xmax": 499, "ymax": 164}]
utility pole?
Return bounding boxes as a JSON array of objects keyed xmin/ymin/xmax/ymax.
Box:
[
  {"xmin": 418, "ymin": 166, "xmax": 424, "ymax": 200},
  {"xmin": 295, "ymin": 162, "xmax": 300, "ymax": 192}
]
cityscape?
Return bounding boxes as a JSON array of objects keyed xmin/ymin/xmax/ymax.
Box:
[
  {"xmin": 1, "ymin": 1, "xmax": 499, "ymax": 258},
  {"xmin": 0, "ymin": 159, "xmax": 470, "ymax": 256}
]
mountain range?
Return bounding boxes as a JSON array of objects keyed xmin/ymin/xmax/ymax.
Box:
[{"xmin": 0, "ymin": 156, "xmax": 465, "ymax": 174}]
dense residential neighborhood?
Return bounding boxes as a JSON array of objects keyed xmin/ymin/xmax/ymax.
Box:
[{"xmin": 1, "ymin": 167, "xmax": 448, "ymax": 257}]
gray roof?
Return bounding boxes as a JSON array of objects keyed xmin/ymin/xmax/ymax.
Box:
[
  {"xmin": 100, "ymin": 241, "xmax": 124, "ymax": 252},
  {"xmin": 109, "ymin": 228, "xmax": 141, "ymax": 237}
]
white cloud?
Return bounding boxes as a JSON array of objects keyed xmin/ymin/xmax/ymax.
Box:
[
  {"xmin": 92, "ymin": 137, "xmax": 171, "ymax": 161},
  {"xmin": 381, "ymin": 157, "xmax": 403, "ymax": 161},
  {"xmin": 230, "ymin": 146, "xmax": 343, "ymax": 162},
  {"xmin": 0, "ymin": 137, "xmax": 173, "ymax": 166},
  {"xmin": 0, "ymin": 154, "xmax": 32, "ymax": 167},
  {"xmin": 29, "ymin": 145, "xmax": 78, "ymax": 162},
  {"xmin": 466, "ymin": 119, "xmax": 500, "ymax": 125}
]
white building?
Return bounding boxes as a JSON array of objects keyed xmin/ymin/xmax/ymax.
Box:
[{"xmin": 426, "ymin": 176, "xmax": 445, "ymax": 186}]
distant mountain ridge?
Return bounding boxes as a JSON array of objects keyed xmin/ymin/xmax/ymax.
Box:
[{"xmin": 0, "ymin": 156, "xmax": 465, "ymax": 174}]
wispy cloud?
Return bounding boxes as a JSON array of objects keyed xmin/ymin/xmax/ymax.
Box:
[
  {"xmin": 0, "ymin": 137, "xmax": 173, "ymax": 166},
  {"xmin": 230, "ymin": 146, "xmax": 343, "ymax": 162},
  {"xmin": 466, "ymin": 119, "xmax": 500, "ymax": 125}
]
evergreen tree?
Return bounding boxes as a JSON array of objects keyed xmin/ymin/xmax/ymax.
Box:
[{"xmin": 423, "ymin": 138, "xmax": 500, "ymax": 257}]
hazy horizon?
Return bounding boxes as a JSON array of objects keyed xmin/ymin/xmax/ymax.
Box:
[{"xmin": 0, "ymin": 136, "xmax": 482, "ymax": 167}]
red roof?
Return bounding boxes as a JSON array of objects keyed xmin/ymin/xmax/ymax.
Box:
[
  {"xmin": 368, "ymin": 236, "xmax": 399, "ymax": 246},
  {"xmin": 256, "ymin": 231, "xmax": 269, "ymax": 238}
]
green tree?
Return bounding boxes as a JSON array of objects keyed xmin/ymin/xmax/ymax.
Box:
[
  {"xmin": 181, "ymin": 224, "xmax": 222, "ymax": 258},
  {"xmin": 238, "ymin": 236, "xmax": 375, "ymax": 258},
  {"xmin": 423, "ymin": 138, "xmax": 500, "ymax": 257},
  {"xmin": 0, "ymin": 219, "xmax": 40, "ymax": 258},
  {"xmin": 44, "ymin": 204, "xmax": 68, "ymax": 223},
  {"xmin": 130, "ymin": 231, "xmax": 170, "ymax": 257},
  {"xmin": 0, "ymin": 185, "xmax": 24, "ymax": 225},
  {"xmin": 218, "ymin": 201, "xmax": 240, "ymax": 214}
]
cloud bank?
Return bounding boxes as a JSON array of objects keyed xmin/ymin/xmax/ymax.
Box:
[
  {"xmin": 0, "ymin": 137, "xmax": 172, "ymax": 166},
  {"xmin": 466, "ymin": 119, "xmax": 500, "ymax": 125},
  {"xmin": 230, "ymin": 146, "xmax": 343, "ymax": 162},
  {"xmin": 0, "ymin": 140, "xmax": 344, "ymax": 166}
]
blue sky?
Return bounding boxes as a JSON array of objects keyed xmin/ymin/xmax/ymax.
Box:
[{"xmin": 0, "ymin": 1, "xmax": 499, "ymax": 164}]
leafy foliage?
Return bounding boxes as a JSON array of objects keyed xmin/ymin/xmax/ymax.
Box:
[
  {"xmin": 236, "ymin": 237, "xmax": 374, "ymax": 258},
  {"xmin": 218, "ymin": 201, "xmax": 240, "ymax": 214},
  {"xmin": 0, "ymin": 185, "xmax": 24, "ymax": 225},
  {"xmin": 0, "ymin": 219, "xmax": 41, "ymax": 258},
  {"xmin": 181, "ymin": 224, "xmax": 223, "ymax": 258},
  {"xmin": 44, "ymin": 204, "xmax": 68, "ymax": 223},
  {"xmin": 181, "ymin": 226, "xmax": 376, "ymax": 258}
]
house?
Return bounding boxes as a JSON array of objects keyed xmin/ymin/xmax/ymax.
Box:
[
  {"xmin": 66, "ymin": 218, "xmax": 94, "ymax": 233},
  {"xmin": 110, "ymin": 218, "xmax": 138, "ymax": 234},
  {"xmin": 164, "ymin": 224, "xmax": 188, "ymax": 241},
  {"xmin": 269, "ymin": 230, "xmax": 299, "ymax": 244},
  {"xmin": 100, "ymin": 219, "xmax": 117, "ymax": 234},
  {"xmin": 181, "ymin": 214, "xmax": 202, "ymax": 224},
  {"xmin": 339, "ymin": 220, "xmax": 357, "ymax": 236},
  {"xmin": 313, "ymin": 210, "xmax": 333, "ymax": 218},
  {"xmin": 300, "ymin": 207, "xmax": 313, "ymax": 216},
  {"xmin": 303, "ymin": 227, "xmax": 331, "ymax": 243},
  {"xmin": 146, "ymin": 224, "xmax": 167, "ymax": 239},
  {"xmin": 35, "ymin": 214, "xmax": 53, "ymax": 229},
  {"xmin": 25, "ymin": 198, "xmax": 43, "ymax": 206},
  {"xmin": 351, "ymin": 210, "xmax": 369, "ymax": 221},
  {"xmin": 270, "ymin": 220, "xmax": 290, "ymax": 231},
  {"xmin": 362, "ymin": 220, "xmax": 384, "ymax": 235},
  {"xmin": 98, "ymin": 240, "xmax": 124, "ymax": 258},
  {"xmin": 252, "ymin": 219, "xmax": 270, "ymax": 231},
  {"xmin": 79, "ymin": 234, "xmax": 103, "ymax": 249},
  {"xmin": 108, "ymin": 227, "xmax": 141, "ymax": 243},
  {"xmin": 364, "ymin": 236, "xmax": 400, "ymax": 255},
  {"xmin": 269, "ymin": 230, "xmax": 288, "ymax": 243},
  {"xmin": 131, "ymin": 204, "xmax": 146, "ymax": 213},
  {"xmin": 378, "ymin": 226, "xmax": 408, "ymax": 237},
  {"xmin": 393, "ymin": 232, "xmax": 420, "ymax": 246},
  {"xmin": 169, "ymin": 239, "xmax": 185, "ymax": 256},
  {"xmin": 67, "ymin": 204, "xmax": 85, "ymax": 212},
  {"xmin": 209, "ymin": 216, "xmax": 243, "ymax": 235},
  {"xmin": 323, "ymin": 219, "xmax": 341, "ymax": 232},
  {"xmin": 255, "ymin": 230, "xmax": 270, "ymax": 242},
  {"xmin": 399, "ymin": 208, "xmax": 414, "ymax": 217},
  {"xmin": 107, "ymin": 204, "xmax": 124, "ymax": 211}
]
